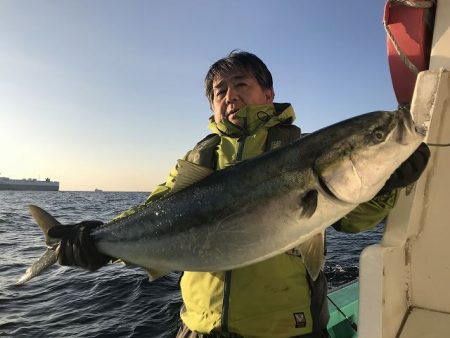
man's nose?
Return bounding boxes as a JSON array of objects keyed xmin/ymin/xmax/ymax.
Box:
[{"xmin": 225, "ymin": 86, "xmax": 238, "ymax": 104}]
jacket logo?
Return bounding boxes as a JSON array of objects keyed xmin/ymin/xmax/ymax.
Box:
[
  {"xmin": 270, "ymin": 140, "xmax": 282, "ymax": 149},
  {"xmin": 293, "ymin": 312, "xmax": 306, "ymax": 328}
]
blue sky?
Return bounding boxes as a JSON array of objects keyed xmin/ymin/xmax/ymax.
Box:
[{"xmin": 0, "ymin": 0, "xmax": 397, "ymax": 191}]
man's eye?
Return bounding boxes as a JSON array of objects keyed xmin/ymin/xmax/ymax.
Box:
[{"xmin": 216, "ymin": 90, "xmax": 225, "ymax": 97}]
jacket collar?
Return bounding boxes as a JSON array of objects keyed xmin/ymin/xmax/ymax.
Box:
[{"xmin": 208, "ymin": 103, "xmax": 296, "ymax": 138}]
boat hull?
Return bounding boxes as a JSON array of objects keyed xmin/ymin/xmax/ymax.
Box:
[{"xmin": 0, "ymin": 179, "xmax": 59, "ymax": 191}]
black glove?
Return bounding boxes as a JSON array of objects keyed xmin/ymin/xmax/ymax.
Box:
[
  {"xmin": 48, "ymin": 220, "xmax": 111, "ymax": 271},
  {"xmin": 379, "ymin": 142, "xmax": 430, "ymax": 194}
]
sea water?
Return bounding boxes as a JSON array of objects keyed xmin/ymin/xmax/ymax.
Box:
[{"xmin": 0, "ymin": 191, "xmax": 383, "ymax": 337}]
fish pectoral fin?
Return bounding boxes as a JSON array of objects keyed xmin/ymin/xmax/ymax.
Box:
[
  {"xmin": 298, "ymin": 232, "xmax": 324, "ymax": 281},
  {"xmin": 143, "ymin": 268, "xmax": 170, "ymax": 281},
  {"xmin": 168, "ymin": 160, "xmax": 215, "ymax": 195},
  {"xmin": 299, "ymin": 190, "xmax": 318, "ymax": 219}
]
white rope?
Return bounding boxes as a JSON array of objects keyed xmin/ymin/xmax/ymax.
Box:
[
  {"xmin": 383, "ymin": 20, "xmax": 420, "ymax": 75},
  {"xmin": 391, "ymin": 0, "xmax": 435, "ymax": 9}
]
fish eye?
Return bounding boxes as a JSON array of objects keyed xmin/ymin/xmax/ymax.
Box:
[{"xmin": 373, "ymin": 128, "xmax": 385, "ymax": 141}]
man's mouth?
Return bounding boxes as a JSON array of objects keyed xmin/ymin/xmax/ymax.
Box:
[{"xmin": 225, "ymin": 109, "xmax": 239, "ymax": 119}]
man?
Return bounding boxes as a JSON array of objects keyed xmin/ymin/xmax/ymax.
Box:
[{"xmin": 50, "ymin": 51, "xmax": 430, "ymax": 338}]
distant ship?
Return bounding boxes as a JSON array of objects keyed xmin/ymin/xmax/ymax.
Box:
[{"xmin": 0, "ymin": 176, "xmax": 59, "ymax": 191}]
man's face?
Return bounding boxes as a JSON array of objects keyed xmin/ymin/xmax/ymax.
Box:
[{"xmin": 212, "ymin": 70, "xmax": 274, "ymax": 125}]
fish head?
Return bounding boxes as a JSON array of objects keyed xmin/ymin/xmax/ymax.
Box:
[{"xmin": 315, "ymin": 109, "xmax": 424, "ymax": 204}]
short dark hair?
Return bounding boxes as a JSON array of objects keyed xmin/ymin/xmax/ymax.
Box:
[{"xmin": 204, "ymin": 50, "xmax": 274, "ymax": 106}]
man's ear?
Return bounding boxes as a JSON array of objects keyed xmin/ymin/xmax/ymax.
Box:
[{"xmin": 265, "ymin": 88, "xmax": 275, "ymax": 103}]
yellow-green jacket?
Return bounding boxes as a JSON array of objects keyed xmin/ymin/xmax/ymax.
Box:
[{"xmin": 118, "ymin": 103, "xmax": 398, "ymax": 338}]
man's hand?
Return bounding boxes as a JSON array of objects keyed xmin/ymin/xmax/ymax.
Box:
[
  {"xmin": 380, "ymin": 142, "xmax": 431, "ymax": 194},
  {"xmin": 48, "ymin": 221, "xmax": 112, "ymax": 271}
]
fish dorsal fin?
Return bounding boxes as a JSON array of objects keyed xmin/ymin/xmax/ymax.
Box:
[
  {"xmin": 168, "ymin": 160, "xmax": 214, "ymax": 195},
  {"xmin": 29, "ymin": 205, "xmax": 61, "ymax": 247},
  {"xmin": 298, "ymin": 231, "xmax": 325, "ymax": 281}
]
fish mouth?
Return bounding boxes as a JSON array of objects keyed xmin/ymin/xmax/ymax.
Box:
[{"xmin": 397, "ymin": 108, "xmax": 425, "ymax": 144}]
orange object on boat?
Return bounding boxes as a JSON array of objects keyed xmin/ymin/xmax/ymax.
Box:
[{"xmin": 384, "ymin": 0, "xmax": 435, "ymax": 106}]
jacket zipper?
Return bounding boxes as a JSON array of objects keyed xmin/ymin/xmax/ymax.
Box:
[
  {"xmin": 236, "ymin": 135, "xmax": 247, "ymax": 161},
  {"xmin": 236, "ymin": 117, "xmax": 249, "ymax": 162},
  {"xmin": 221, "ymin": 131, "xmax": 248, "ymax": 334}
]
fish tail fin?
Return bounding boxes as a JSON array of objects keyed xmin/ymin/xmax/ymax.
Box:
[
  {"xmin": 16, "ymin": 249, "xmax": 58, "ymax": 285},
  {"xmin": 15, "ymin": 205, "xmax": 61, "ymax": 286},
  {"xmin": 29, "ymin": 204, "xmax": 62, "ymax": 246}
]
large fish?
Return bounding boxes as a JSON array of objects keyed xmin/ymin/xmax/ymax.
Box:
[{"xmin": 17, "ymin": 109, "xmax": 425, "ymax": 285}]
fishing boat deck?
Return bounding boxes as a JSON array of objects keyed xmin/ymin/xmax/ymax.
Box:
[{"xmin": 327, "ymin": 281, "xmax": 358, "ymax": 338}]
